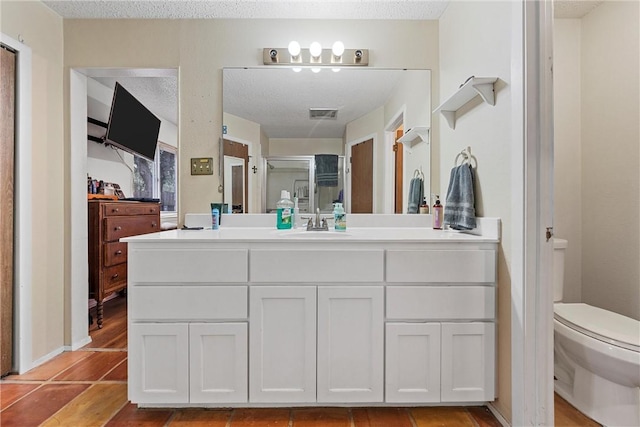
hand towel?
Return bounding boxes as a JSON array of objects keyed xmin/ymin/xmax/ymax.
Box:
[
  {"xmin": 315, "ymin": 154, "xmax": 339, "ymax": 187},
  {"xmin": 444, "ymin": 164, "xmax": 476, "ymax": 230},
  {"xmin": 407, "ymin": 177, "xmax": 423, "ymax": 214}
]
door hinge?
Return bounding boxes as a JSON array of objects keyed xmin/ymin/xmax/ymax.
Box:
[{"xmin": 546, "ymin": 227, "xmax": 553, "ymax": 242}]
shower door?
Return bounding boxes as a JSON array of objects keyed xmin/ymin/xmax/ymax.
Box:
[{"xmin": 262, "ymin": 156, "xmax": 345, "ymax": 214}]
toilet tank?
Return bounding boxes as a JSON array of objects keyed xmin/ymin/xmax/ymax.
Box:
[{"xmin": 553, "ymin": 238, "xmax": 568, "ymax": 302}]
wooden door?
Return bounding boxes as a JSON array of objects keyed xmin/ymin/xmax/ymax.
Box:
[
  {"xmin": 223, "ymin": 140, "xmax": 249, "ymax": 213},
  {"xmin": 249, "ymin": 286, "xmax": 316, "ymax": 403},
  {"xmin": 394, "ymin": 129, "xmax": 404, "ymax": 214},
  {"xmin": 317, "ymin": 286, "xmax": 384, "ymax": 403},
  {"xmin": 0, "ymin": 46, "xmax": 16, "ymax": 377},
  {"xmin": 351, "ymin": 139, "xmax": 373, "ymax": 213}
]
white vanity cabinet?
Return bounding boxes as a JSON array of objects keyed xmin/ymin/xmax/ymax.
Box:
[
  {"xmin": 317, "ymin": 286, "xmax": 384, "ymax": 403},
  {"xmin": 249, "ymin": 286, "xmax": 316, "ymax": 403},
  {"xmin": 124, "ymin": 226, "xmax": 499, "ymax": 408},
  {"xmin": 384, "ymin": 249, "xmax": 497, "ymax": 403}
]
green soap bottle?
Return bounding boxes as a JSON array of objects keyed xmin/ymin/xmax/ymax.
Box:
[{"xmin": 276, "ymin": 190, "xmax": 294, "ymax": 229}]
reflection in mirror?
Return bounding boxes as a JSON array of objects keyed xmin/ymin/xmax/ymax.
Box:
[
  {"xmin": 224, "ymin": 155, "xmax": 245, "ymax": 213},
  {"xmin": 263, "ymin": 156, "xmax": 345, "ymax": 214},
  {"xmin": 222, "ymin": 67, "xmax": 431, "ymax": 214}
]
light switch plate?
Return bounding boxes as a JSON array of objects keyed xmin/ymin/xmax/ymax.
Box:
[{"xmin": 191, "ymin": 157, "xmax": 213, "ymax": 175}]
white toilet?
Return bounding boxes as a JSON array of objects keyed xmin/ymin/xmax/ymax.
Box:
[{"xmin": 553, "ymin": 238, "xmax": 640, "ymax": 426}]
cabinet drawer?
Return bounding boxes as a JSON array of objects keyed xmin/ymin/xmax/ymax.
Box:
[
  {"xmin": 386, "ymin": 286, "xmax": 495, "ymax": 320},
  {"xmin": 104, "ymin": 216, "xmax": 159, "ymax": 241},
  {"xmin": 104, "ymin": 242, "xmax": 127, "ymax": 267},
  {"xmin": 251, "ymin": 249, "xmax": 384, "ymax": 283},
  {"xmin": 129, "ymin": 249, "xmax": 248, "ymax": 283},
  {"xmin": 386, "ymin": 250, "xmax": 496, "ymax": 283},
  {"xmin": 130, "ymin": 286, "xmax": 248, "ymax": 321},
  {"xmin": 103, "ymin": 202, "xmax": 160, "ymax": 217},
  {"xmin": 103, "ymin": 263, "xmax": 127, "ymax": 293}
]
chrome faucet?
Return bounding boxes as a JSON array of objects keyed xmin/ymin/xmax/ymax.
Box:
[{"xmin": 301, "ymin": 208, "xmax": 330, "ymax": 231}]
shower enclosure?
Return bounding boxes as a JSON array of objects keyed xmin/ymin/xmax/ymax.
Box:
[{"xmin": 262, "ymin": 156, "xmax": 345, "ymax": 214}]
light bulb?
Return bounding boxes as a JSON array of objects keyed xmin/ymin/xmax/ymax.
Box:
[
  {"xmin": 288, "ymin": 41, "xmax": 301, "ymax": 57},
  {"xmin": 332, "ymin": 68, "xmax": 341, "ymax": 73},
  {"xmin": 311, "ymin": 67, "xmax": 321, "ymax": 74},
  {"xmin": 332, "ymin": 41, "xmax": 345, "ymax": 57},
  {"xmin": 292, "ymin": 67, "xmax": 302, "ymax": 73},
  {"xmin": 309, "ymin": 42, "xmax": 322, "ymax": 58}
]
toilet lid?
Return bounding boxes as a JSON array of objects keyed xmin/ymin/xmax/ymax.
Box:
[{"xmin": 554, "ymin": 303, "xmax": 640, "ymax": 352}]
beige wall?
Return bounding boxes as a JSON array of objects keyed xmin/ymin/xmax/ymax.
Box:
[
  {"xmin": 1, "ymin": 1, "xmax": 65, "ymax": 361},
  {"xmin": 439, "ymin": 1, "xmax": 516, "ymax": 422},
  {"xmin": 268, "ymin": 138, "xmax": 344, "ymax": 156},
  {"xmin": 63, "ymin": 19, "xmax": 439, "ymax": 221},
  {"xmin": 553, "ymin": 19, "xmax": 583, "ymax": 303},
  {"xmin": 555, "ymin": 2, "xmax": 640, "ymax": 321},
  {"xmin": 580, "ymin": 1, "xmax": 640, "ymax": 320}
]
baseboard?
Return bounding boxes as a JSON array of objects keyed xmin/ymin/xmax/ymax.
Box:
[
  {"xmin": 68, "ymin": 335, "xmax": 92, "ymax": 351},
  {"xmin": 29, "ymin": 346, "xmax": 65, "ymax": 372},
  {"xmin": 487, "ymin": 402, "xmax": 510, "ymax": 427}
]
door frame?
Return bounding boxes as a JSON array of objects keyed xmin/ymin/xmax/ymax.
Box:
[
  {"xmin": 384, "ymin": 108, "xmax": 405, "ymax": 214},
  {"xmin": 346, "ymin": 134, "xmax": 377, "ymax": 214},
  {"xmin": 223, "ymin": 155, "xmax": 246, "ymax": 213},
  {"xmin": 1, "ymin": 33, "xmax": 33, "ymax": 374},
  {"xmin": 508, "ymin": 0, "xmax": 555, "ymax": 425},
  {"xmin": 222, "ymin": 135, "xmax": 255, "ymax": 213}
]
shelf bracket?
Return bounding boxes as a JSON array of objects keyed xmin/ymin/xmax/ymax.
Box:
[{"xmin": 473, "ymin": 82, "xmax": 495, "ymax": 106}]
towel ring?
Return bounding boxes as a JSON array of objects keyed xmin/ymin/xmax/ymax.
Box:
[
  {"xmin": 413, "ymin": 168, "xmax": 425, "ymax": 180},
  {"xmin": 454, "ymin": 147, "xmax": 477, "ymax": 168}
]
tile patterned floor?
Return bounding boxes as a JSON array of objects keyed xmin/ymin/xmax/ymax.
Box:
[
  {"xmin": 0, "ymin": 295, "xmax": 600, "ymax": 426},
  {"xmin": 1, "ymin": 347, "xmax": 501, "ymax": 426}
]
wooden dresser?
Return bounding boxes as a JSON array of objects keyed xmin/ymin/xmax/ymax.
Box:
[{"xmin": 88, "ymin": 200, "xmax": 160, "ymax": 328}]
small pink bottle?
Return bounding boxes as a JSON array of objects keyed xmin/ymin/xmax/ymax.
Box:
[{"xmin": 432, "ymin": 196, "xmax": 443, "ymax": 229}]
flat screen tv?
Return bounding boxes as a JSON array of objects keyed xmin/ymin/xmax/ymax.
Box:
[{"xmin": 105, "ymin": 82, "xmax": 161, "ymax": 161}]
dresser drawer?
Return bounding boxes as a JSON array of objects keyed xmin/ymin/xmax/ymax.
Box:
[
  {"xmin": 103, "ymin": 263, "xmax": 127, "ymax": 293},
  {"xmin": 386, "ymin": 286, "xmax": 495, "ymax": 320},
  {"xmin": 104, "ymin": 242, "xmax": 128, "ymax": 267},
  {"xmin": 130, "ymin": 285, "xmax": 248, "ymax": 321},
  {"xmin": 386, "ymin": 250, "xmax": 496, "ymax": 283},
  {"xmin": 103, "ymin": 202, "xmax": 160, "ymax": 217},
  {"xmin": 104, "ymin": 216, "xmax": 159, "ymax": 241}
]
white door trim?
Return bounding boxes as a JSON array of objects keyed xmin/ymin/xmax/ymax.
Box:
[
  {"xmin": 510, "ymin": 1, "xmax": 555, "ymax": 425},
  {"xmin": 1, "ymin": 33, "xmax": 33, "ymax": 374}
]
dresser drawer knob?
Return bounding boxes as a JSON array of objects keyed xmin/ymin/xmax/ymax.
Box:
[
  {"xmin": 111, "ymin": 273, "xmax": 119, "ymax": 279},
  {"xmin": 115, "ymin": 250, "xmax": 122, "ymax": 255},
  {"xmin": 151, "ymin": 222, "xmax": 157, "ymax": 227},
  {"xmin": 115, "ymin": 226, "xmax": 122, "ymax": 231}
]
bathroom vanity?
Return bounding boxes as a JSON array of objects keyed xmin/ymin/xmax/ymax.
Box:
[{"xmin": 123, "ymin": 218, "xmax": 499, "ymax": 407}]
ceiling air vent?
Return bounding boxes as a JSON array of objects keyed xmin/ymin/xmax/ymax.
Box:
[{"xmin": 309, "ymin": 108, "xmax": 338, "ymax": 120}]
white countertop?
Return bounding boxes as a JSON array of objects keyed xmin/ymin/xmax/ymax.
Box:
[{"xmin": 122, "ymin": 226, "xmax": 499, "ymax": 243}]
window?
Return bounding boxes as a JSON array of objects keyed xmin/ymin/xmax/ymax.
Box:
[{"xmin": 133, "ymin": 142, "xmax": 177, "ymax": 212}]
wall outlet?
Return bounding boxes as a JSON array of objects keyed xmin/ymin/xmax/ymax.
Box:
[{"xmin": 191, "ymin": 158, "xmax": 213, "ymax": 175}]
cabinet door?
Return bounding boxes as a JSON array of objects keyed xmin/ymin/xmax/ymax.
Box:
[
  {"xmin": 190, "ymin": 323, "xmax": 248, "ymax": 403},
  {"xmin": 317, "ymin": 286, "xmax": 384, "ymax": 403},
  {"xmin": 441, "ymin": 322, "xmax": 495, "ymax": 402},
  {"xmin": 385, "ymin": 323, "xmax": 441, "ymax": 403},
  {"xmin": 129, "ymin": 323, "xmax": 189, "ymax": 404},
  {"xmin": 249, "ymin": 286, "xmax": 316, "ymax": 403}
]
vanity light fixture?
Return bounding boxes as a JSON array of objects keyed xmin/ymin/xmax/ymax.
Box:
[{"xmin": 263, "ymin": 42, "xmax": 368, "ymax": 66}]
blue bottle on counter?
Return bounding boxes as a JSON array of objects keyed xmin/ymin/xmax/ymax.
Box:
[
  {"xmin": 211, "ymin": 208, "xmax": 220, "ymax": 230},
  {"xmin": 333, "ymin": 202, "xmax": 346, "ymax": 231}
]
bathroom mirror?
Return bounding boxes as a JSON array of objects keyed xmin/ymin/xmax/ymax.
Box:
[{"xmin": 222, "ymin": 67, "xmax": 431, "ymax": 214}]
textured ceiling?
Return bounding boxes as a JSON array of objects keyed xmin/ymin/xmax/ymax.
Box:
[
  {"xmin": 223, "ymin": 68, "xmax": 425, "ymax": 139},
  {"xmin": 78, "ymin": 0, "xmax": 605, "ymax": 134},
  {"xmin": 43, "ymin": 0, "xmax": 450, "ymax": 20}
]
